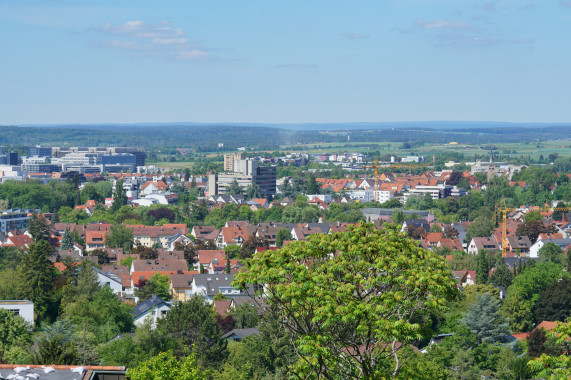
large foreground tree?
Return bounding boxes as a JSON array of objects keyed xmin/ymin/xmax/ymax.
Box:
[{"xmin": 234, "ymin": 223, "xmax": 457, "ymax": 378}]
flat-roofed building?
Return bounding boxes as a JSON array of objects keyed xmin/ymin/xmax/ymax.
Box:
[{"xmin": 0, "ymin": 300, "xmax": 34, "ymax": 325}]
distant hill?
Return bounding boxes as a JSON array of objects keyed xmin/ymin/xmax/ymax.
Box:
[
  {"xmin": 16, "ymin": 120, "xmax": 571, "ymax": 131},
  {"xmin": 1, "ymin": 122, "xmax": 569, "ymax": 149}
]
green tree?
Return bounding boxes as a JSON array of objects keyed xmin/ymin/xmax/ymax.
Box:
[
  {"xmin": 489, "ymin": 261, "xmax": 514, "ymax": 288},
  {"xmin": 227, "ymin": 180, "xmax": 242, "ymax": 196},
  {"xmin": 535, "ymin": 277, "xmax": 571, "ymax": 323},
  {"xmin": 127, "ymin": 349, "xmax": 211, "ymax": 380},
  {"xmin": 61, "ymin": 228, "xmax": 74, "ymax": 250},
  {"xmin": 466, "ymin": 215, "xmax": 495, "ymax": 241},
  {"xmin": 105, "ymin": 224, "xmax": 134, "ymax": 252},
  {"xmin": 476, "ymin": 250, "xmax": 490, "ymax": 285},
  {"xmin": 136, "ymin": 273, "xmax": 171, "ymax": 301},
  {"xmin": 525, "ymin": 211, "xmax": 543, "ymax": 222},
  {"xmin": 461, "ymin": 293, "xmax": 510, "ymax": 344},
  {"xmin": 539, "ymin": 242, "xmax": 563, "ymax": 264},
  {"xmin": 245, "ymin": 183, "xmax": 261, "ymax": 200},
  {"xmin": 111, "ymin": 180, "xmax": 128, "ymax": 212},
  {"xmin": 234, "ymin": 223, "xmax": 457, "ymax": 378},
  {"xmin": 421, "ymin": 192, "xmax": 434, "ymax": 210},
  {"xmin": 28, "ymin": 212, "xmax": 51, "ymax": 244},
  {"xmin": 380, "ymin": 198, "xmax": 402, "ymax": 209},
  {"xmin": 552, "ymin": 202, "xmax": 567, "ymax": 221},
  {"xmin": 306, "ymin": 175, "xmax": 319, "ymax": 195},
  {"xmin": 275, "ymin": 228, "xmax": 292, "ymax": 247},
  {"xmin": 516, "ymin": 220, "xmax": 557, "ymax": 244},
  {"xmin": 18, "ymin": 241, "xmax": 56, "ymax": 322},
  {"xmin": 158, "ymin": 296, "xmax": 228, "ymax": 369},
  {"xmin": 527, "ymin": 322, "xmax": 571, "ymax": 378},
  {"xmin": 231, "ymin": 304, "xmax": 259, "ymax": 329},
  {"xmin": 183, "ymin": 168, "xmax": 191, "ymax": 182},
  {"xmin": 239, "ymin": 236, "xmax": 269, "ymax": 260},
  {"xmin": 502, "ymin": 262, "xmax": 565, "ymax": 332},
  {"xmin": 30, "ymin": 335, "xmax": 79, "ymax": 365},
  {"xmin": 0, "ymin": 308, "xmax": 32, "ymax": 362}
]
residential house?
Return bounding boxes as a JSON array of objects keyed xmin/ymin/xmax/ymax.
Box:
[
  {"xmin": 1, "ymin": 234, "xmax": 32, "ymax": 251},
  {"xmin": 0, "ymin": 300, "xmax": 34, "ymax": 325},
  {"xmin": 132, "ymin": 295, "xmax": 172, "ymax": 329},
  {"xmin": 505, "ymin": 236, "xmax": 532, "ymax": 256},
  {"xmin": 213, "ymin": 299, "xmax": 233, "ymax": 317},
  {"xmin": 291, "ymin": 226, "xmax": 322, "ymax": 241},
  {"xmin": 128, "ymin": 224, "xmax": 188, "ymax": 249},
  {"xmin": 422, "ymin": 233, "xmax": 443, "ymax": 249},
  {"xmin": 94, "ymin": 267, "xmax": 124, "ymax": 296},
  {"xmin": 437, "ymin": 238, "xmax": 464, "ymax": 252},
  {"xmin": 85, "ymin": 224, "xmax": 111, "ymax": 251},
  {"xmin": 452, "ymin": 270, "xmax": 477, "ymax": 288},
  {"xmin": 190, "ymin": 273, "xmax": 253, "ymax": 303},
  {"xmin": 170, "ymin": 273, "xmax": 196, "ymax": 302},
  {"xmin": 401, "ymin": 219, "xmax": 430, "ymax": 233},
  {"xmin": 130, "ymin": 259, "xmax": 188, "ymax": 274},
  {"xmin": 197, "ymin": 250, "xmax": 226, "ymax": 271},
  {"xmin": 223, "ymin": 328, "xmax": 262, "ymax": 342},
  {"xmin": 529, "ymin": 238, "xmax": 571, "ymax": 258},
  {"xmin": 191, "ymin": 225, "xmax": 220, "ymax": 242},
  {"xmin": 467, "ymin": 237, "xmax": 501, "ymax": 255},
  {"xmin": 140, "ymin": 180, "xmax": 168, "ymax": 196},
  {"xmin": 217, "ymin": 226, "xmax": 251, "ymax": 248}
]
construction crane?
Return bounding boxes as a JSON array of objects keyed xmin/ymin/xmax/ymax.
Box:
[
  {"xmin": 495, "ymin": 200, "xmax": 569, "ymax": 257},
  {"xmin": 361, "ymin": 159, "xmax": 380, "ymax": 202},
  {"xmin": 383, "ymin": 163, "xmax": 432, "ymax": 175}
]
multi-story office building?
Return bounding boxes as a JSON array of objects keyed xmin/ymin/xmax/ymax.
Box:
[
  {"xmin": 209, "ymin": 156, "xmax": 276, "ymax": 198},
  {"xmin": 0, "ymin": 209, "xmax": 30, "ymax": 233},
  {"xmin": 28, "ymin": 146, "xmax": 52, "ymax": 157},
  {"xmin": 51, "ymin": 147, "xmax": 146, "ymax": 167},
  {"xmin": 8, "ymin": 152, "xmax": 18, "ymax": 165}
]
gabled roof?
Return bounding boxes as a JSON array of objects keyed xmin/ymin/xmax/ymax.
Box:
[
  {"xmin": 220, "ymin": 226, "xmax": 251, "ymax": 244},
  {"xmin": 213, "ymin": 300, "xmax": 232, "ymax": 316},
  {"xmin": 170, "ymin": 273, "xmax": 195, "ymax": 288},
  {"xmin": 222, "ymin": 327, "xmax": 261, "ymax": 340},
  {"xmin": 438, "ymin": 238, "xmax": 464, "ymax": 251},
  {"xmin": 2, "ymin": 234, "xmax": 32, "ymax": 249},
  {"xmin": 132, "ymin": 259, "xmax": 188, "ymax": 273},
  {"xmin": 133, "ymin": 295, "xmax": 170, "ymax": 318}
]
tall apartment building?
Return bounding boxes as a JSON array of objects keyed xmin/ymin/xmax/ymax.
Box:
[
  {"xmin": 224, "ymin": 153, "xmax": 245, "ymax": 172},
  {"xmin": 209, "ymin": 156, "xmax": 276, "ymax": 198}
]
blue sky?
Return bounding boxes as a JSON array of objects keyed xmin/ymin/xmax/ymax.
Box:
[{"xmin": 1, "ymin": 0, "xmax": 570, "ymax": 124}]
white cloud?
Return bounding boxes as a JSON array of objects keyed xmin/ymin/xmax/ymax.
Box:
[
  {"xmin": 415, "ymin": 19, "xmax": 477, "ymax": 30},
  {"xmin": 343, "ymin": 33, "xmax": 370, "ymax": 40},
  {"xmin": 277, "ymin": 63, "xmax": 317, "ymax": 69},
  {"xmin": 94, "ymin": 20, "xmax": 209, "ymax": 61}
]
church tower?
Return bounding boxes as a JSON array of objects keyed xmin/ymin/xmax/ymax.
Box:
[{"xmin": 487, "ymin": 151, "xmax": 496, "ymax": 181}]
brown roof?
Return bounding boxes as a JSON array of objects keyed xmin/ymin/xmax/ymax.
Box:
[
  {"xmin": 127, "ymin": 225, "xmax": 187, "ymax": 238},
  {"xmin": 213, "ymin": 300, "xmax": 232, "ymax": 316},
  {"xmin": 198, "ymin": 250, "xmax": 226, "ymax": 265},
  {"xmin": 131, "ymin": 270, "xmax": 196, "ymax": 286},
  {"xmin": 221, "ymin": 226, "xmax": 251, "ymax": 244},
  {"xmin": 2, "ymin": 234, "xmax": 32, "ymax": 249},
  {"xmin": 131, "ymin": 259, "xmax": 188, "ymax": 273},
  {"xmin": 438, "ymin": 238, "xmax": 464, "ymax": 251},
  {"xmin": 101, "ymin": 264, "xmax": 129, "ymax": 276},
  {"xmin": 170, "ymin": 273, "xmax": 195, "ymax": 288},
  {"xmin": 86, "ymin": 230, "xmax": 106, "ymax": 245}
]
